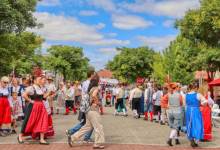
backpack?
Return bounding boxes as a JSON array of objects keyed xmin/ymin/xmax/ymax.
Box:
[{"xmin": 79, "ymin": 93, "xmax": 90, "ymax": 113}]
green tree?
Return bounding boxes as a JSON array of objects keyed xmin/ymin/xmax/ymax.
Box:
[
  {"xmin": 107, "ymin": 47, "xmax": 155, "ymax": 83},
  {"xmin": 176, "ymin": 0, "xmax": 220, "ymax": 81},
  {"xmin": 163, "ymin": 36, "xmax": 199, "ymax": 84},
  {"xmin": 45, "ymin": 45, "xmax": 89, "ymax": 81},
  {"xmin": 151, "ymin": 53, "xmax": 166, "ymax": 85},
  {"xmin": 0, "ymin": 32, "xmax": 43, "ymax": 76},
  {"xmin": 0, "ymin": 0, "xmax": 39, "ymax": 34}
]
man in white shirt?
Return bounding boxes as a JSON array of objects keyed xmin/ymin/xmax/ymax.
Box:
[{"xmin": 64, "ymin": 81, "xmax": 75, "ymax": 115}]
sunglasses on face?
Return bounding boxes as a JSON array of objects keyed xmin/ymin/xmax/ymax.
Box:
[{"xmin": 3, "ymin": 82, "xmax": 9, "ymax": 84}]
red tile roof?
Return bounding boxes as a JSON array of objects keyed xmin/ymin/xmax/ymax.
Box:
[{"xmin": 97, "ymin": 69, "xmax": 113, "ymax": 78}]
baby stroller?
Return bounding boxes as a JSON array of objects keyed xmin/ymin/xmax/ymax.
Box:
[{"xmin": 212, "ymin": 104, "xmax": 220, "ymax": 128}]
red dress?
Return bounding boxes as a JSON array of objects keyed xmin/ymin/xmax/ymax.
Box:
[
  {"xmin": 200, "ymin": 96, "xmax": 212, "ymax": 141},
  {"xmin": 0, "ymin": 89, "xmax": 11, "ymax": 125},
  {"xmin": 21, "ymin": 86, "xmax": 49, "ymax": 138}
]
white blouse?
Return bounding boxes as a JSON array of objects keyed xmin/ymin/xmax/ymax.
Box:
[{"xmin": 25, "ymin": 85, "xmax": 44, "ymax": 95}]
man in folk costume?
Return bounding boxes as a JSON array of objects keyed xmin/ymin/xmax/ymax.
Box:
[
  {"xmin": 130, "ymin": 82, "xmax": 143, "ymax": 119},
  {"xmin": 46, "ymin": 76, "xmax": 56, "ymax": 115},
  {"xmin": 64, "ymin": 81, "xmax": 75, "ymax": 115},
  {"xmin": 144, "ymin": 82, "xmax": 154, "ymax": 121},
  {"xmin": 114, "ymin": 83, "xmax": 127, "ymax": 116},
  {"xmin": 166, "ymin": 83, "xmax": 183, "ymax": 146}
]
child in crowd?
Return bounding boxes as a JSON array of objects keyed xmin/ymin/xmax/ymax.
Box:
[{"xmin": 11, "ymin": 92, "xmax": 23, "ymax": 134}]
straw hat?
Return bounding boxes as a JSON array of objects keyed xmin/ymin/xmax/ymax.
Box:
[
  {"xmin": 47, "ymin": 76, "xmax": 53, "ymax": 80},
  {"xmin": 169, "ymin": 82, "xmax": 178, "ymax": 89}
]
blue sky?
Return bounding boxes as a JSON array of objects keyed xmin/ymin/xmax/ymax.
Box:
[{"xmin": 33, "ymin": 0, "xmax": 200, "ymax": 70}]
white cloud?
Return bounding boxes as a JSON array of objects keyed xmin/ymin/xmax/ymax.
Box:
[
  {"xmin": 38, "ymin": 0, "xmax": 60, "ymax": 6},
  {"xmin": 137, "ymin": 35, "xmax": 177, "ymax": 51},
  {"xmin": 95, "ymin": 23, "xmax": 106, "ymax": 30},
  {"xmin": 87, "ymin": 0, "xmax": 117, "ymax": 12},
  {"xmin": 108, "ymin": 33, "xmax": 117, "ymax": 37},
  {"xmin": 112, "ymin": 14, "xmax": 153, "ymax": 30},
  {"xmin": 79, "ymin": 10, "xmax": 98, "ymax": 16},
  {"xmin": 30, "ymin": 12, "xmax": 129, "ymax": 46},
  {"xmin": 98, "ymin": 48, "xmax": 117, "ymax": 55},
  {"xmin": 121, "ymin": 0, "xmax": 200, "ymax": 18},
  {"xmin": 163, "ymin": 20, "xmax": 175, "ymax": 28}
]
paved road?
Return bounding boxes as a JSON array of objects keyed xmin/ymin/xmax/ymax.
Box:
[{"xmin": 1, "ymin": 107, "xmax": 220, "ymax": 149}]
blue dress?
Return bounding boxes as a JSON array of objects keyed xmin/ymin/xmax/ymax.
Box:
[{"xmin": 185, "ymin": 93, "xmax": 204, "ymax": 141}]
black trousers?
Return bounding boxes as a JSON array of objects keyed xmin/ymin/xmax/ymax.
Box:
[
  {"xmin": 65, "ymin": 100, "xmax": 74, "ymax": 108},
  {"xmin": 132, "ymin": 98, "xmax": 141, "ymax": 113},
  {"xmin": 115, "ymin": 98, "xmax": 125, "ymax": 110}
]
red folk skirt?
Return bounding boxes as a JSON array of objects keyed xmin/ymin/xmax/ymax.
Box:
[
  {"xmin": 45, "ymin": 114, "xmax": 55, "ymax": 138},
  {"xmin": 0, "ymin": 97, "xmax": 11, "ymax": 125},
  {"xmin": 200, "ymin": 105, "xmax": 212, "ymax": 140},
  {"xmin": 23, "ymin": 101, "xmax": 48, "ymax": 138}
]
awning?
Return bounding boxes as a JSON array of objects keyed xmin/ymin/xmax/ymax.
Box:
[{"xmin": 209, "ymin": 78, "xmax": 220, "ymax": 86}]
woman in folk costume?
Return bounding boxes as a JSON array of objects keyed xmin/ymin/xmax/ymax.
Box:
[
  {"xmin": 40, "ymin": 76, "xmax": 55, "ymax": 138},
  {"xmin": 166, "ymin": 83, "xmax": 183, "ymax": 146},
  {"xmin": 199, "ymin": 88, "xmax": 214, "ymax": 141},
  {"xmin": 9, "ymin": 78, "xmax": 24, "ymax": 119},
  {"xmin": 185, "ymin": 83, "xmax": 207, "ymax": 148},
  {"xmin": 56, "ymin": 82, "xmax": 65, "ymax": 114},
  {"xmin": 18, "ymin": 75, "xmax": 51, "ymax": 145},
  {"xmin": 0, "ymin": 76, "xmax": 12, "ymax": 137},
  {"xmin": 144, "ymin": 82, "xmax": 154, "ymax": 121}
]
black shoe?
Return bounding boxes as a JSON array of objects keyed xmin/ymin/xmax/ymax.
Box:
[
  {"xmin": 175, "ymin": 139, "xmax": 180, "ymax": 145},
  {"xmin": 11, "ymin": 130, "xmax": 17, "ymax": 134},
  {"xmin": 190, "ymin": 140, "xmax": 197, "ymax": 148},
  {"xmin": 160, "ymin": 122, "xmax": 165, "ymax": 125},
  {"xmin": 167, "ymin": 139, "xmax": 173, "ymax": 146},
  {"xmin": 0, "ymin": 131, "xmax": 7, "ymax": 137},
  {"xmin": 17, "ymin": 136, "xmax": 24, "ymax": 144},
  {"xmin": 177, "ymin": 130, "xmax": 180, "ymax": 137}
]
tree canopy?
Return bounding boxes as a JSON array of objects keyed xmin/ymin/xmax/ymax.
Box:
[
  {"xmin": 151, "ymin": 0, "xmax": 220, "ymax": 85},
  {"xmin": 107, "ymin": 47, "xmax": 155, "ymax": 83},
  {"xmin": 0, "ymin": 32, "xmax": 43, "ymax": 76},
  {"xmin": 44, "ymin": 45, "xmax": 89, "ymax": 81},
  {"xmin": 0, "ymin": 0, "xmax": 39, "ymax": 34}
]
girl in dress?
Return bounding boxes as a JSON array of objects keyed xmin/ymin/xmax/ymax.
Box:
[
  {"xmin": 10, "ymin": 78, "xmax": 24, "ymax": 120},
  {"xmin": 0, "ymin": 76, "xmax": 11, "ymax": 137},
  {"xmin": 56, "ymin": 82, "xmax": 65, "ymax": 114},
  {"xmin": 18, "ymin": 76, "xmax": 51, "ymax": 145},
  {"xmin": 185, "ymin": 83, "xmax": 207, "ymax": 148},
  {"xmin": 11, "ymin": 92, "xmax": 23, "ymax": 134}
]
